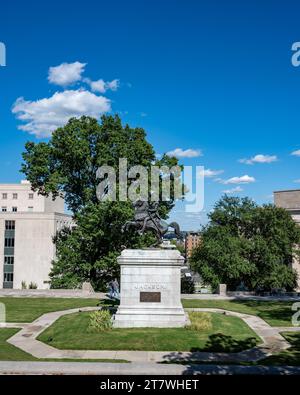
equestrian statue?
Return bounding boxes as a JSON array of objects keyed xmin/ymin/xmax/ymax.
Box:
[{"xmin": 122, "ymin": 200, "xmax": 182, "ymax": 246}]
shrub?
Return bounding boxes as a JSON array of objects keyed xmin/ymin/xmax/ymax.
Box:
[
  {"xmin": 28, "ymin": 282, "xmax": 38, "ymax": 289},
  {"xmin": 88, "ymin": 310, "xmax": 112, "ymax": 332},
  {"xmin": 21, "ymin": 281, "xmax": 27, "ymax": 289},
  {"xmin": 181, "ymin": 276, "xmax": 195, "ymax": 294},
  {"xmin": 187, "ymin": 312, "xmax": 212, "ymax": 331}
]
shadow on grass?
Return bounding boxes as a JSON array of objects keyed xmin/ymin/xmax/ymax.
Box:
[
  {"xmin": 201, "ymin": 333, "xmax": 257, "ymax": 353},
  {"xmin": 98, "ymin": 298, "xmax": 120, "ymax": 307},
  {"xmin": 97, "ymin": 298, "xmax": 119, "ymax": 315},
  {"xmin": 161, "ymin": 333, "xmax": 257, "ymax": 361}
]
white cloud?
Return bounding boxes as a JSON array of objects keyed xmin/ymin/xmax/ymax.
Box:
[
  {"xmin": 202, "ymin": 168, "xmax": 224, "ymax": 178},
  {"xmin": 87, "ymin": 79, "xmax": 106, "ymax": 93},
  {"xmin": 166, "ymin": 148, "xmax": 202, "ymax": 158},
  {"xmin": 85, "ymin": 78, "xmax": 120, "ymax": 93},
  {"xmin": 13, "ymin": 61, "xmax": 121, "ymax": 138},
  {"xmin": 106, "ymin": 79, "xmax": 119, "ymax": 91},
  {"xmin": 294, "ymin": 179, "xmax": 300, "ymax": 183},
  {"xmin": 12, "ymin": 89, "xmax": 111, "ymax": 138},
  {"xmin": 222, "ymin": 186, "xmax": 243, "ymax": 194},
  {"xmin": 239, "ymin": 154, "xmax": 277, "ymax": 164},
  {"xmin": 218, "ymin": 175, "xmax": 256, "ymax": 184},
  {"xmin": 291, "ymin": 149, "xmax": 300, "ymax": 157},
  {"xmin": 48, "ymin": 62, "xmax": 86, "ymax": 87}
]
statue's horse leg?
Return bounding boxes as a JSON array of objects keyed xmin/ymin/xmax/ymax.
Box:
[
  {"xmin": 144, "ymin": 221, "xmax": 164, "ymax": 247},
  {"xmin": 140, "ymin": 217, "xmax": 148, "ymax": 234},
  {"xmin": 122, "ymin": 221, "xmax": 137, "ymax": 233}
]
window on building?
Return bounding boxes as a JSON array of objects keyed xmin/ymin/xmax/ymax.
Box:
[
  {"xmin": 1, "ymin": 207, "xmax": 7, "ymax": 212},
  {"xmin": 28, "ymin": 193, "xmax": 34, "ymax": 199},
  {"xmin": 4, "ymin": 256, "xmax": 14, "ymax": 265},
  {"xmin": 12, "ymin": 193, "xmax": 18, "ymax": 199},
  {"xmin": 12, "ymin": 207, "xmax": 17, "ymax": 212},
  {"xmin": 2, "ymin": 193, "xmax": 7, "ymax": 199},
  {"xmin": 5, "ymin": 220, "xmax": 15, "ymax": 230},
  {"xmin": 4, "ymin": 273, "xmax": 13, "ymax": 282},
  {"xmin": 5, "ymin": 238, "xmax": 15, "ymax": 247},
  {"xmin": 28, "ymin": 206, "xmax": 33, "ymax": 212}
]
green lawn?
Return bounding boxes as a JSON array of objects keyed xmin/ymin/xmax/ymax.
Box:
[
  {"xmin": 0, "ymin": 297, "xmax": 114, "ymax": 322},
  {"xmin": 0, "ymin": 328, "xmax": 127, "ymax": 362},
  {"xmin": 182, "ymin": 299, "xmax": 296, "ymax": 327},
  {"xmin": 38, "ymin": 311, "xmax": 260, "ymax": 353}
]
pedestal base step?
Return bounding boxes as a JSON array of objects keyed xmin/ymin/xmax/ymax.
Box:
[{"xmin": 113, "ymin": 310, "xmax": 189, "ymax": 328}]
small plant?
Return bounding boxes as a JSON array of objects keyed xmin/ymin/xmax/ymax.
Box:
[
  {"xmin": 88, "ymin": 310, "xmax": 112, "ymax": 332},
  {"xmin": 21, "ymin": 281, "xmax": 27, "ymax": 289},
  {"xmin": 28, "ymin": 282, "xmax": 38, "ymax": 289},
  {"xmin": 187, "ymin": 312, "xmax": 212, "ymax": 331}
]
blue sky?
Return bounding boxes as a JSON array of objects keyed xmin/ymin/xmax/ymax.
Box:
[{"xmin": 0, "ymin": 0, "xmax": 300, "ymax": 230}]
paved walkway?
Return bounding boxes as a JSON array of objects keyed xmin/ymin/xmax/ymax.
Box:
[
  {"xmin": 1, "ymin": 361, "xmax": 300, "ymax": 375},
  {"xmin": 6, "ymin": 307, "xmax": 300, "ymax": 363},
  {"xmin": 1, "ymin": 289, "xmax": 300, "ymax": 301}
]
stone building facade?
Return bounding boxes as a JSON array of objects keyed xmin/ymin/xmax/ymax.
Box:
[
  {"xmin": 0, "ymin": 181, "xmax": 73, "ymax": 289},
  {"xmin": 185, "ymin": 232, "xmax": 201, "ymax": 259},
  {"xmin": 274, "ymin": 189, "xmax": 300, "ymax": 291}
]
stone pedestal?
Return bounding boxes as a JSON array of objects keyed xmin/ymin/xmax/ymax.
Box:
[{"xmin": 113, "ymin": 248, "xmax": 188, "ymax": 328}]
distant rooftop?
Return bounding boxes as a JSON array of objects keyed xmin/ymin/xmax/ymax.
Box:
[
  {"xmin": 274, "ymin": 189, "xmax": 300, "ymax": 194},
  {"xmin": 274, "ymin": 189, "xmax": 300, "ymax": 210},
  {"xmin": 0, "ymin": 180, "xmax": 31, "ymax": 187}
]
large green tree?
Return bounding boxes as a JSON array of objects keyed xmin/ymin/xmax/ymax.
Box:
[
  {"xmin": 21, "ymin": 115, "xmax": 182, "ymax": 290},
  {"xmin": 190, "ymin": 196, "xmax": 300, "ymax": 292}
]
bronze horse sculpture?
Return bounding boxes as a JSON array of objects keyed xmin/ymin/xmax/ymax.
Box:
[{"xmin": 122, "ymin": 200, "xmax": 182, "ymax": 246}]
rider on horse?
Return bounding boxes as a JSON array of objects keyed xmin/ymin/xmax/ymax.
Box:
[
  {"xmin": 133, "ymin": 200, "xmax": 161, "ymax": 235},
  {"xmin": 123, "ymin": 199, "xmax": 182, "ymax": 246}
]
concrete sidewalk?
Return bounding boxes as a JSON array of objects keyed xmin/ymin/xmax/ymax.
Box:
[{"xmin": 0, "ymin": 361, "xmax": 300, "ymax": 375}]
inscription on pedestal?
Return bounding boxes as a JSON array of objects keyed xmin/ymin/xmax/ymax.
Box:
[
  {"xmin": 140, "ymin": 291, "xmax": 161, "ymax": 303},
  {"xmin": 134, "ymin": 284, "xmax": 167, "ymax": 290}
]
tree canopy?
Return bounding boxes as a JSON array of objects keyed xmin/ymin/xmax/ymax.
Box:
[
  {"xmin": 21, "ymin": 115, "xmax": 182, "ymax": 290},
  {"xmin": 190, "ymin": 195, "xmax": 300, "ymax": 292},
  {"xmin": 22, "ymin": 115, "xmax": 157, "ymax": 212}
]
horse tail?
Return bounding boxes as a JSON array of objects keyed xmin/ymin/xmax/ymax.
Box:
[{"xmin": 169, "ymin": 222, "xmax": 181, "ymax": 239}]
